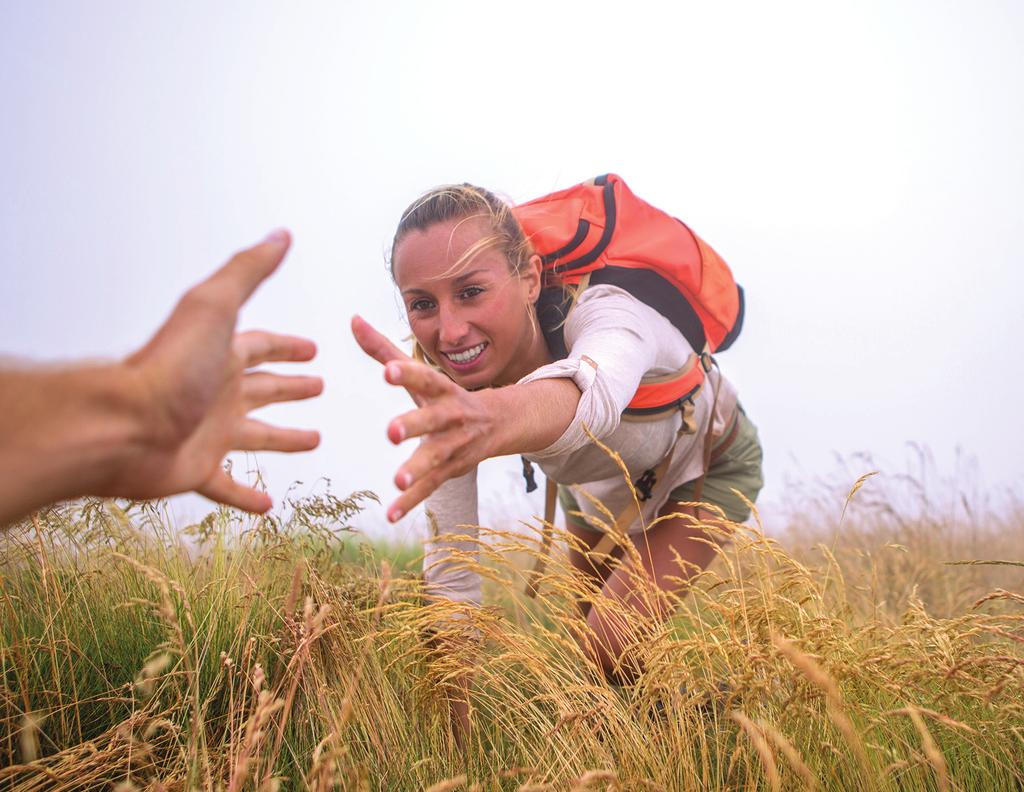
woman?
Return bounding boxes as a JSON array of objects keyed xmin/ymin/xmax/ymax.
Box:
[{"xmin": 351, "ymin": 181, "xmax": 763, "ymax": 718}]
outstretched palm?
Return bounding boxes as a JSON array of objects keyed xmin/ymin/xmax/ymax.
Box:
[{"xmin": 110, "ymin": 232, "xmax": 322, "ymax": 512}]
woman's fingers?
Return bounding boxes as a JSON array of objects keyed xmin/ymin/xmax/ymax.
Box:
[
  {"xmin": 199, "ymin": 467, "xmax": 274, "ymax": 514},
  {"xmin": 235, "ymin": 418, "xmax": 321, "ymax": 452},
  {"xmin": 351, "ymin": 314, "xmax": 410, "ymax": 366},
  {"xmin": 384, "ymin": 359, "xmax": 453, "ymax": 400},
  {"xmin": 353, "ymin": 318, "xmax": 449, "ymax": 408},
  {"xmin": 393, "ymin": 440, "xmax": 446, "ymax": 490},
  {"xmin": 387, "ymin": 443, "xmax": 478, "ymax": 521},
  {"xmin": 386, "ymin": 463, "xmax": 458, "ymax": 522},
  {"xmin": 235, "ymin": 331, "xmax": 317, "ymax": 368},
  {"xmin": 386, "ymin": 402, "xmax": 463, "ymax": 444},
  {"xmin": 242, "ymin": 372, "xmax": 324, "ymax": 410},
  {"xmin": 392, "ymin": 428, "xmax": 477, "ymax": 490},
  {"xmin": 352, "ymin": 317, "xmax": 430, "ymax": 406}
]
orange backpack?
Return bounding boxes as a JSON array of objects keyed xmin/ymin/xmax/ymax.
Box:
[{"xmin": 512, "ymin": 174, "xmax": 744, "ymax": 419}]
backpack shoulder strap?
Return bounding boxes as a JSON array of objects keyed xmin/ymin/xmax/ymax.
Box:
[
  {"xmin": 524, "ymin": 477, "xmax": 559, "ymax": 599},
  {"xmin": 535, "ymin": 284, "xmax": 573, "ymax": 360}
]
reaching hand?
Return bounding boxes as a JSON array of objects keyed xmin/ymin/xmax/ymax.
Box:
[
  {"xmin": 111, "ymin": 230, "xmax": 323, "ymax": 512},
  {"xmin": 351, "ymin": 316, "xmax": 497, "ymax": 521}
]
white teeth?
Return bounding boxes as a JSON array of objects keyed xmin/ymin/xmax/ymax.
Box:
[{"xmin": 445, "ymin": 343, "xmax": 486, "ymax": 363}]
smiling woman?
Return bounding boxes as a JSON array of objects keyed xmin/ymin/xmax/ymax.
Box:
[{"xmin": 351, "ymin": 177, "xmax": 765, "ymax": 745}]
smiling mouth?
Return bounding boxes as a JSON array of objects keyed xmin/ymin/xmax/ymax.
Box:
[{"xmin": 442, "ymin": 342, "xmax": 488, "ymax": 365}]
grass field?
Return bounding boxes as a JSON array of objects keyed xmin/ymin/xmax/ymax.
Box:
[{"xmin": 1, "ymin": 471, "xmax": 1022, "ymax": 791}]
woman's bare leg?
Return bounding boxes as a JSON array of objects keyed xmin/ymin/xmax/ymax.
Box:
[
  {"xmin": 576, "ymin": 501, "xmax": 723, "ymax": 684},
  {"xmin": 565, "ymin": 520, "xmax": 623, "ymax": 618}
]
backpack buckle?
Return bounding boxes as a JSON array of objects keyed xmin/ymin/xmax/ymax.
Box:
[
  {"xmin": 521, "ymin": 456, "xmax": 538, "ymax": 493},
  {"xmin": 700, "ymin": 352, "xmax": 714, "ymax": 373},
  {"xmin": 634, "ymin": 468, "xmax": 657, "ymax": 502}
]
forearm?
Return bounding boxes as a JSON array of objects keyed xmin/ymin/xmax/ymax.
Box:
[
  {"xmin": 481, "ymin": 377, "xmax": 581, "ymax": 458},
  {"xmin": 423, "ymin": 470, "xmax": 482, "ymax": 605},
  {"xmin": 0, "ymin": 362, "xmax": 151, "ymax": 525}
]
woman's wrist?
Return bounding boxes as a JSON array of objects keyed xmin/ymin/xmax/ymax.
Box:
[
  {"xmin": 474, "ymin": 386, "xmax": 517, "ymax": 459},
  {"xmin": 478, "ymin": 378, "xmax": 580, "ymax": 458}
]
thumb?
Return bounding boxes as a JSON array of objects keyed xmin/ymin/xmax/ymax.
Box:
[{"xmin": 204, "ymin": 229, "xmax": 292, "ymax": 310}]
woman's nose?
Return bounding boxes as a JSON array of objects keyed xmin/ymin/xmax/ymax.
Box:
[{"xmin": 438, "ymin": 306, "xmax": 470, "ymax": 347}]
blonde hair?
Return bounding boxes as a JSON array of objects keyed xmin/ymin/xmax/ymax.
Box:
[{"xmin": 390, "ymin": 183, "xmax": 535, "ymax": 280}]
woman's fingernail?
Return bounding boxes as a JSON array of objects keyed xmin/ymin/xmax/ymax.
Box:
[
  {"xmin": 386, "ymin": 363, "xmax": 401, "ymax": 382},
  {"xmin": 389, "ymin": 507, "xmax": 404, "ymax": 522},
  {"xmin": 394, "ymin": 424, "xmax": 406, "ymax": 442},
  {"xmin": 264, "ymin": 228, "xmax": 290, "ymax": 245},
  {"xmin": 398, "ymin": 471, "xmax": 412, "ymax": 489}
]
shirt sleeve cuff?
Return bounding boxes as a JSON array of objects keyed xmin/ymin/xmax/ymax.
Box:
[{"xmin": 517, "ymin": 355, "xmax": 618, "ymax": 459}]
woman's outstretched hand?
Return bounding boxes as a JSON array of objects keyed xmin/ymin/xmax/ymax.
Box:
[{"xmin": 351, "ymin": 316, "xmax": 499, "ymax": 522}]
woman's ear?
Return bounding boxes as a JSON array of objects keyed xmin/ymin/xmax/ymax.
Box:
[{"xmin": 525, "ymin": 253, "xmax": 543, "ymax": 303}]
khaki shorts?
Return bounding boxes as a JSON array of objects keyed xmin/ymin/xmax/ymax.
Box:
[{"xmin": 558, "ymin": 406, "xmax": 764, "ymax": 529}]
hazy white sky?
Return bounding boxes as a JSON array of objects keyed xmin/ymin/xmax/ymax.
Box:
[{"xmin": 2, "ymin": 1, "xmax": 1022, "ymax": 537}]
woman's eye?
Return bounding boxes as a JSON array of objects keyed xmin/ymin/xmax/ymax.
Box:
[
  {"xmin": 409, "ymin": 299, "xmax": 434, "ymax": 312},
  {"xmin": 460, "ymin": 286, "xmax": 484, "ymax": 300}
]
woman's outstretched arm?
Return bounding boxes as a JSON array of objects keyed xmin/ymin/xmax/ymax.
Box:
[{"xmin": 351, "ymin": 316, "xmax": 580, "ymax": 523}]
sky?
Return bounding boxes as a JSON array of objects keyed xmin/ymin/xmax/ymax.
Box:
[{"xmin": 2, "ymin": 1, "xmax": 1022, "ymax": 539}]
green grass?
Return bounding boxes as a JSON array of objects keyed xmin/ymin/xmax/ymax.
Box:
[{"xmin": 1, "ymin": 480, "xmax": 1023, "ymax": 791}]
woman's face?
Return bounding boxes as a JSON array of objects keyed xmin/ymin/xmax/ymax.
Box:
[{"xmin": 393, "ymin": 216, "xmax": 542, "ymax": 390}]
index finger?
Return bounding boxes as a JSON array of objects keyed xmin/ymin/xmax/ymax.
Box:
[{"xmin": 351, "ymin": 315, "xmax": 411, "ymax": 366}]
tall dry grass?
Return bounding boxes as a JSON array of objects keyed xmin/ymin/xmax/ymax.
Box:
[{"xmin": 0, "ymin": 466, "xmax": 1022, "ymax": 790}]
